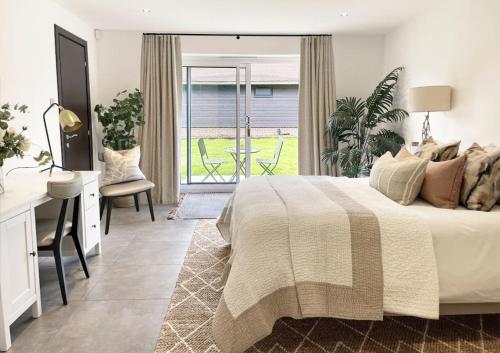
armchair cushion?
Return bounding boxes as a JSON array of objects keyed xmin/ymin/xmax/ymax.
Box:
[{"xmin": 100, "ymin": 179, "xmax": 155, "ymax": 197}]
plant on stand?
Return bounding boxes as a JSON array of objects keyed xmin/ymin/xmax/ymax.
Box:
[
  {"xmin": 95, "ymin": 89, "xmax": 144, "ymax": 206},
  {"xmin": 0, "ymin": 103, "xmax": 52, "ymax": 193},
  {"xmin": 322, "ymin": 67, "xmax": 408, "ymax": 177}
]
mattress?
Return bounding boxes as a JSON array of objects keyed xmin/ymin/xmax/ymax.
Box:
[{"xmin": 407, "ymin": 200, "xmax": 500, "ymax": 303}]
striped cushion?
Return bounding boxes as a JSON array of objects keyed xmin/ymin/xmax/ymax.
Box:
[
  {"xmin": 415, "ymin": 137, "xmax": 460, "ymax": 161},
  {"xmin": 369, "ymin": 152, "xmax": 429, "ymax": 205},
  {"xmin": 461, "ymin": 143, "xmax": 500, "ymax": 211}
]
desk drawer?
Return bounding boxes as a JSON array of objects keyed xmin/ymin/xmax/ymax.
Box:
[
  {"xmin": 83, "ymin": 180, "xmax": 99, "ymax": 210},
  {"xmin": 84, "ymin": 204, "xmax": 100, "ymax": 251}
]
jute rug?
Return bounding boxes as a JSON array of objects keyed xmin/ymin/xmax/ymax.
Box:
[{"xmin": 155, "ymin": 220, "xmax": 500, "ymax": 353}]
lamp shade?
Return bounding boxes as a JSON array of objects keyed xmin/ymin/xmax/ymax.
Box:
[
  {"xmin": 409, "ymin": 86, "xmax": 451, "ymax": 113},
  {"xmin": 59, "ymin": 109, "xmax": 82, "ymax": 132}
]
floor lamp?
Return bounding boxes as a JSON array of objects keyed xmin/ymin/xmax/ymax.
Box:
[
  {"xmin": 409, "ymin": 86, "xmax": 451, "ymax": 142},
  {"xmin": 41, "ymin": 102, "xmax": 82, "ymax": 174}
]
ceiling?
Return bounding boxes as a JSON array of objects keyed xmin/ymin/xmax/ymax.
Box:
[{"xmin": 55, "ymin": 0, "xmax": 436, "ymax": 35}]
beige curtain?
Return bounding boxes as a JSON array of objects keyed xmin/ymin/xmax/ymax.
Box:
[
  {"xmin": 298, "ymin": 35, "xmax": 337, "ymax": 176},
  {"xmin": 140, "ymin": 35, "xmax": 182, "ymax": 204}
]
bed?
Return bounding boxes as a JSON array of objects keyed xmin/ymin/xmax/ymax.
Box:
[{"xmin": 214, "ymin": 176, "xmax": 500, "ymax": 353}]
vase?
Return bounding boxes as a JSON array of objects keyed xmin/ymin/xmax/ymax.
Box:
[{"xmin": 0, "ymin": 167, "xmax": 4, "ymax": 194}]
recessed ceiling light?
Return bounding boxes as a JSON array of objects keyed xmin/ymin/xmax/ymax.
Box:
[
  {"xmin": 340, "ymin": 12, "xmax": 349, "ymax": 17},
  {"xmin": 142, "ymin": 8, "xmax": 151, "ymax": 13}
]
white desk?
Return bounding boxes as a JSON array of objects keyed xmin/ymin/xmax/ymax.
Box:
[{"xmin": 0, "ymin": 171, "xmax": 101, "ymax": 351}]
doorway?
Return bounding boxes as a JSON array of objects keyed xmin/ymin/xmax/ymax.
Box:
[
  {"xmin": 181, "ymin": 57, "xmax": 299, "ymax": 190},
  {"xmin": 54, "ymin": 25, "xmax": 93, "ymax": 170}
]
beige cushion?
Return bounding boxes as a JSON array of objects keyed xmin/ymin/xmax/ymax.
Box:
[
  {"xmin": 461, "ymin": 143, "xmax": 500, "ymax": 211},
  {"xmin": 100, "ymin": 179, "xmax": 155, "ymax": 197},
  {"xmin": 415, "ymin": 137, "xmax": 461, "ymax": 161},
  {"xmin": 36, "ymin": 219, "xmax": 72, "ymax": 246},
  {"xmin": 102, "ymin": 146, "xmax": 146, "ymax": 186},
  {"xmin": 47, "ymin": 172, "xmax": 83, "ymax": 199},
  {"xmin": 420, "ymin": 155, "xmax": 467, "ymax": 209},
  {"xmin": 395, "ymin": 146, "xmax": 418, "ymax": 160},
  {"xmin": 369, "ymin": 151, "xmax": 429, "ymax": 205}
]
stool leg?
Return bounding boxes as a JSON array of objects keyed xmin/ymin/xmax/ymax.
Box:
[
  {"xmin": 54, "ymin": 246, "xmax": 68, "ymax": 305},
  {"xmin": 146, "ymin": 190, "xmax": 155, "ymax": 222},
  {"xmin": 105, "ymin": 198, "xmax": 113, "ymax": 235},
  {"xmin": 71, "ymin": 233, "xmax": 90, "ymax": 278},
  {"xmin": 100, "ymin": 196, "xmax": 106, "ymax": 220},
  {"xmin": 134, "ymin": 194, "xmax": 140, "ymax": 212}
]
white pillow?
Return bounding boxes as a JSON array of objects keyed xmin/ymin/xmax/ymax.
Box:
[{"xmin": 101, "ymin": 146, "xmax": 146, "ymax": 186}]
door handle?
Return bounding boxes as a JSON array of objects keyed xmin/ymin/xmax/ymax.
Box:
[
  {"xmin": 65, "ymin": 133, "xmax": 78, "ymax": 140},
  {"xmin": 245, "ymin": 115, "xmax": 251, "ymax": 137}
]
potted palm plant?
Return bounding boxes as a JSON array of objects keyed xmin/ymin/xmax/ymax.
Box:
[{"xmin": 322, "ymin": 67, "xmax": 408, "ymax": 177}]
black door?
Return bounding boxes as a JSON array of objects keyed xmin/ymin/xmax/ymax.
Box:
[{"xmin": 54, "ymin": 25, "xmax": 93, "ymax": 170}]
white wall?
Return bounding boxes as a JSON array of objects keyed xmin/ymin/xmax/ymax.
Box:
[
  {"xmin": 334, "ymin": 36, "xmax": 384, "ymax": 98},
  {"xmin": 0, "ymin": 0, "xmax": 99, "ymax": 172},
  {"xmin": 383, "ymin": 0, "xmax": 500, "ymax": 147},
  {"xmin": 96, "ymin": 31, "xmax": 385, "ymax": 107}
]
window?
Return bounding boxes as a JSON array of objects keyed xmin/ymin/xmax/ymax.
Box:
[{"xmin": 254, "ymin": 87, "xmax": 273, "ymax": 97}]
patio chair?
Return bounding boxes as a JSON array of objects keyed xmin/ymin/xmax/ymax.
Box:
[
  {"xmin": 256, "ymin": 137, "xmax": 284, "ymax": 175},
  {"xmin": 198, "ymin": 138, "xmax": 226, "ymax": 182}
]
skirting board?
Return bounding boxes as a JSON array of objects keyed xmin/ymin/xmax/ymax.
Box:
[
  {"xmin": 385, "ymin": 303, "xmax": 500, "ymax": 316},
  {"xmin": 439, "ymin": 302, "xmax": 500, "ymax": 315}
]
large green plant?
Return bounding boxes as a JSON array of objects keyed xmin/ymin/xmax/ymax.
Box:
[
  {"xmin": 322, "ymin": 67, "xmax": 408, "ymax": 177},
  {"xmin": 95, "ymin": 89, "xmax": 144, "ymax": 150}
]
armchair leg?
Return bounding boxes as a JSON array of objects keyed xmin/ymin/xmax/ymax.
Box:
[
  {"xmin": 145, "ymin": 190, "xmax": 155, "ymax": 222},
  {"xmin": 100, "ymin": 196, "xmax": 106, "ymax": 220},
  {"xmin": 134, "ymin": 194, "xmax": 140, "ymax": 212},
  {"xmin": 105, "ymin": 197, "xmax": 113, "ymax": 235}
]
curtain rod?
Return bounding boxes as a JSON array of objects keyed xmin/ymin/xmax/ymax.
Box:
[{"xmin": 142, "ymin": 33, "xmax": 331, "ymax": 38}]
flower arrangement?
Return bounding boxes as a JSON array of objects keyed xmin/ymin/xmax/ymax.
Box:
[{"xmin": 0, "ymin": 103, "xmax": 52, "ymax": 168}]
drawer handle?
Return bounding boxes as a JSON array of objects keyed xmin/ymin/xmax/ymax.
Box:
[
  {"xmin": 92, "ymin": 225, "xmax": 97, "ymax": 228},
  {"xmin": 90, "ymin": 193, "xmax": 95, "ymax": 197},
  {"xmin": 29, "ymin": 251, "xmax": 37, "ymax": 257}
]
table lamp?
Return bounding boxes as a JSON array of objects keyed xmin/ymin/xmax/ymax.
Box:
[
  {"xmin": 41, "ymin": 102, "xmax": 82, "ymax": 174},
  {"xmin": 409, "ymin": 86, "xmax": 451, "ymax": 141}
]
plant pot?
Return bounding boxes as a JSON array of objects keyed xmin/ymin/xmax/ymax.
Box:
[{"xmin": 113, "ymin": 196, "xmax": 135, "ymax": 208}]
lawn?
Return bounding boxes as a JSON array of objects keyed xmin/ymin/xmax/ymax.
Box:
[{"xmin": 181, "ymin": 137, "xmax": 298, "ymax": 182}]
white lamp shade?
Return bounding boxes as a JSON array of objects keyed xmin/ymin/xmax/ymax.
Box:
[{"xmin": 409, "ymin": 86, "xmax": 451, "ymax": 113}]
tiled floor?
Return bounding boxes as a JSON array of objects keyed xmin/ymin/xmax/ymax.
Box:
[{"xmin": 9, "ymin": 204, "xmax": 197, "ymax": 353}]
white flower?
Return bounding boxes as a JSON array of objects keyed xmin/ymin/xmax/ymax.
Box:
[
  {"xmin": 7, "ymin": 126, "xmax": 18, "ymax": 135},
  {"xmin": 20, "ymin": 137, "xmax": 32, "ymax": 152}
]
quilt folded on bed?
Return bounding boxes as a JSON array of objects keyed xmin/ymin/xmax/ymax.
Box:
[{"xmin": 215, "ymin": 176, "xmax": 439, "ymax": 353}]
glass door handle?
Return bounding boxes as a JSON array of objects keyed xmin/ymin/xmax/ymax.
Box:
[{"xmin": 245, "ymin": 115, "xmax": 251, "ymax": 137}]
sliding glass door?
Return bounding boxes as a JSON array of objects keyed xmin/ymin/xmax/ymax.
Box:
[
  {"xmin": 181, "ymin": 59, "xmax": 299, "ymax": 187},
  {"xmin": 181, "ymin": 65, "xmax": 251, "ymax": 185}
]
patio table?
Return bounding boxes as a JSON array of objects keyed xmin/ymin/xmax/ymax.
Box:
[{"xmin": 224, "ymin": 146, "xmax": 260, "ymax": 181}]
